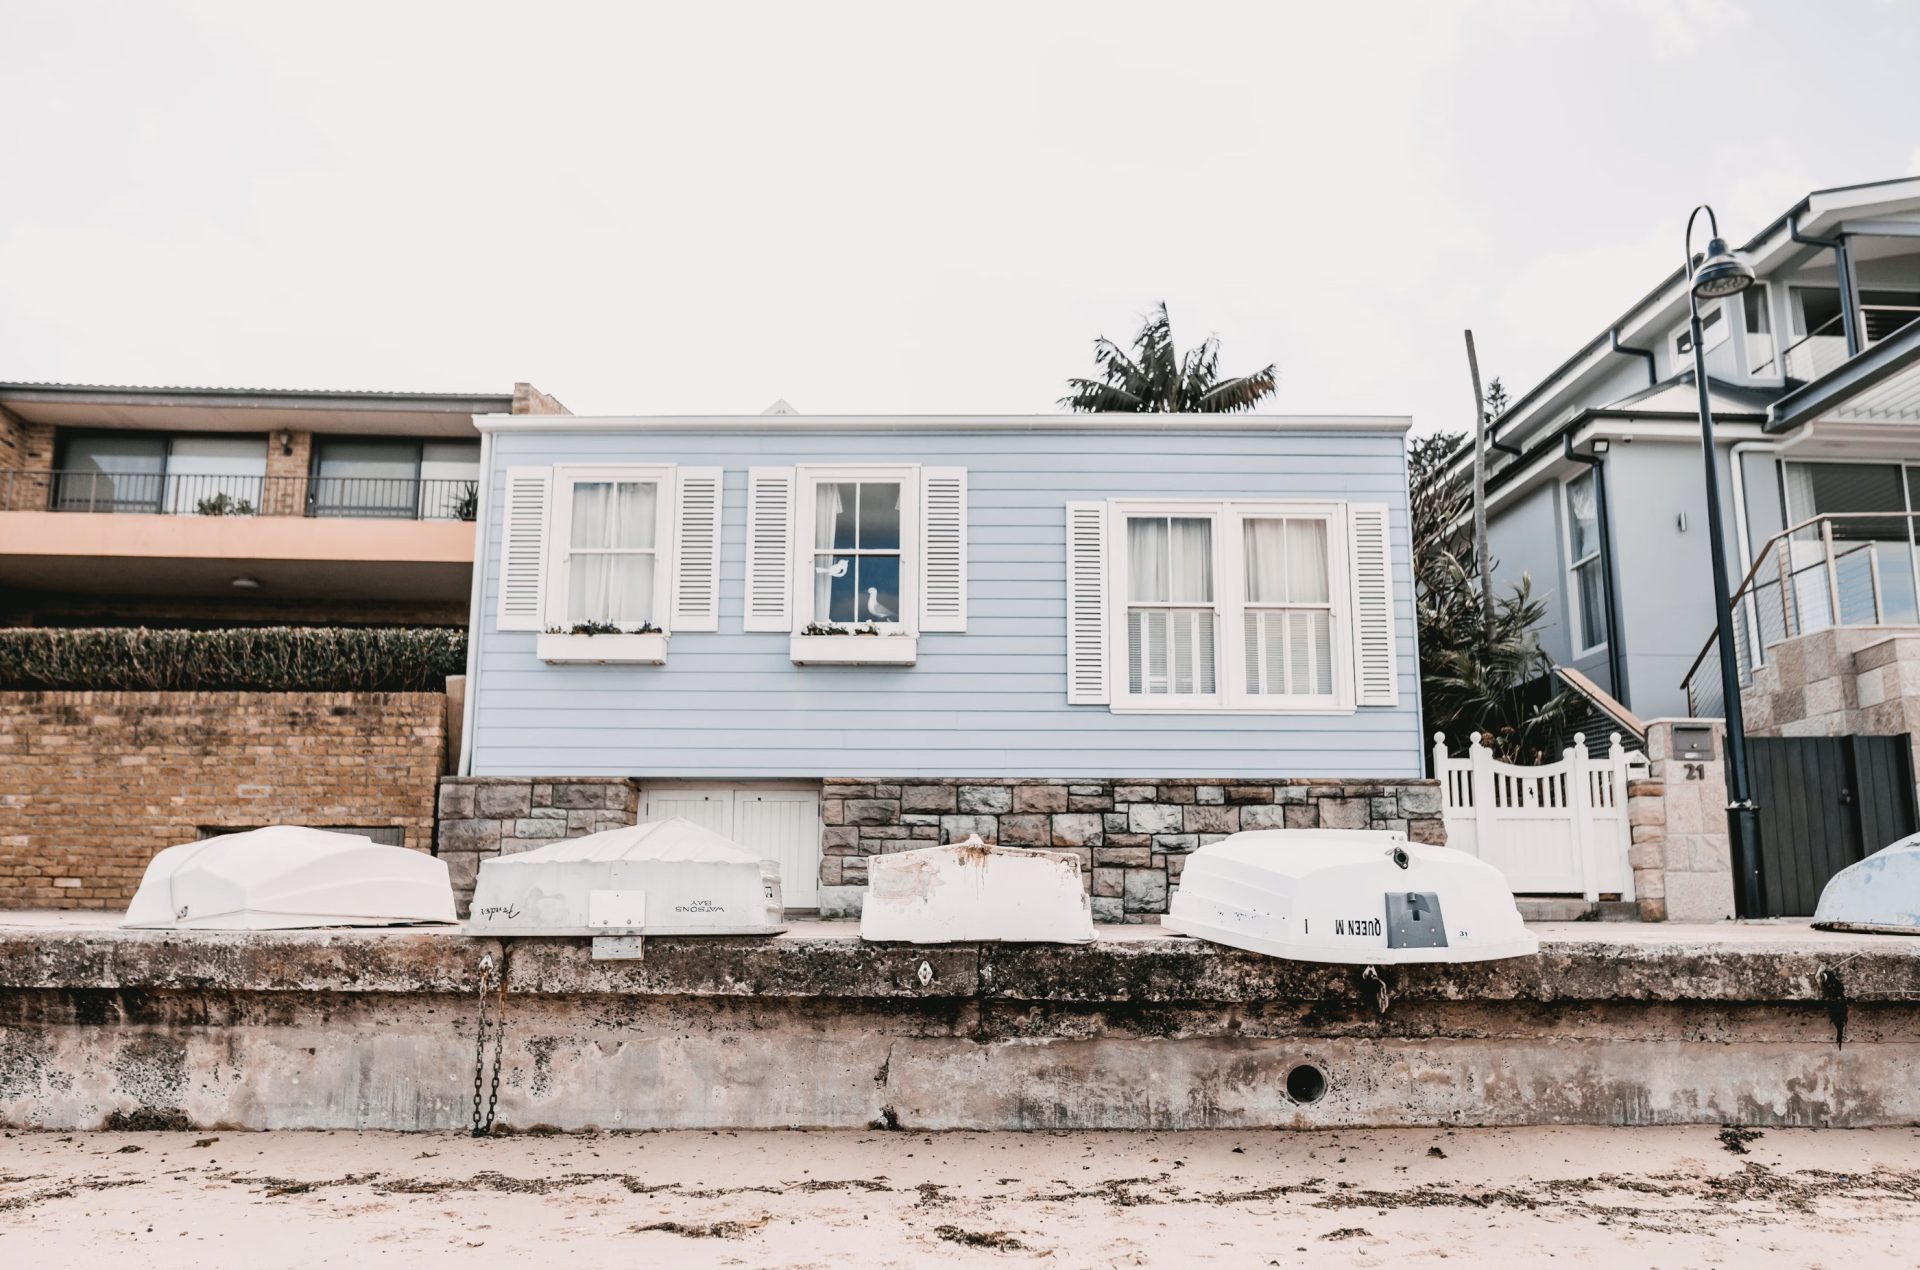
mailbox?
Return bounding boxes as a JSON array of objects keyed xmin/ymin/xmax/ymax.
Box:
[{"xmin": 1672, "ymin": 725, "xmax": 1715, "ymax": 762}]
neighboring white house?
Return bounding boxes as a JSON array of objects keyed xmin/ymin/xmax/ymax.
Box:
[{"xmin": 1458, "ymin": 176, "xmax": 1920, "ymax": 722}]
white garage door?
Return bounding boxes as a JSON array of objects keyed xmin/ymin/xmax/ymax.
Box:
[{"xmin": 639, "ymin": 785, "xmax": 823, "ymax": 910}]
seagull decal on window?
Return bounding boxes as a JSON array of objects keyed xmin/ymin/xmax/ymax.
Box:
[
  {"xmin": 814, "ymin": 559, "xmax": 849, "ymax": 577},
  {"xmin": 865, "ymin": 587, "xmax": 894, "ymax": 621}
]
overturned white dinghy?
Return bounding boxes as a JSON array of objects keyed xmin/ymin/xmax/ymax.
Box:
[
  {"xmin": 1162, "ymin": 829, "xmax": 1538, "ymax": 964},
  {"xmin": 466, "ymin": 818, "xmax": 784, "ymax": 936},
  {"xmin": 123, "ymin": 826, "xmax": 457, "ymax": 931},
  {"xmin": 1813, "ymin": 833, "xmax": 1920, "ymax": 935},
  {"xmin": 861, "ymin": 837, "xmax": 1095, "ymax": 944}
]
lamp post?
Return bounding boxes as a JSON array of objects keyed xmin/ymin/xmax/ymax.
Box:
[{"xmin": 1684, "ymin": 204, "xmax": 1764, "ymax": 918}]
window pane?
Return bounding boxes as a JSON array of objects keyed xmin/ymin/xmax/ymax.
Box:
[
  {"xmin": 166, "ymin": 436, "xmax": 267, "ymax": 514},
  {"xmin": 1576, "ymin": 558, "xmax": 1608, "ymax": 648},
  {"xmin": 1567, "ymin": 472, "xmax": 1599, "ymax": 561},
  {"xmin": 1244, "ymin": 609, "xmax": 1332, "ymax": 696},
  {"xmin": 1286, "ymin": 520, "xmax": 1328, "ymax": 602},
  {"xmin": 55, "ymin": 434, "xmax": 165, "ymax": 512},
  {"xmin": 1169, "ymin": 518, "xmax": 1212, "ymax": 601},
  {"xmin": 571, "ymin": 481, "xmax": 658, "ymax": 549},
  {"xmin": 1127, "ymin": 608, "xmax": 1214, "ymax": 695},
  {"xmin": 816, "ymin": 482, "xmax": 857, "ymax": 550},
  {"xmin": 1127, "ymin": 517, "xmax": 1169, "ymax": 602},
  {"xmin": 855, "ymin": 554, "xmax": 901, "ymax": 623},
  {"xmin": 313, "ymin": 439, "xmax": 417, "ymax": 517},
  {"xmin": 814, "ymin": 553, "xmax": 856, "ymax": 623},
  {"xmin": 857, "ymin": 482, "xmax": 901, "ymax": 551},
  {"xmin": 568, "ymin": 554, "xmax": 656, "ymax": 625},
  {"xmin": 1244, "ymin": 519, "xmax": 1286, "ymax": 602},
  {"xmin": 420, "ymin": 441, "xmax": 481, "ymax": 519},
  {"xmin": 1743, "ymin": 286, "xmax": 1770, "ymax": 334}
]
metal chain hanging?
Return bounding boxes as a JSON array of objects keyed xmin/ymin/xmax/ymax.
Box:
[{"xmin": 470, "ymin": 949, "xmax": 508, "ymax": 1136}]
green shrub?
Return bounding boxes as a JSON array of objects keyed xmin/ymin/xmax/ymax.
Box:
[{"xmin": 0, "ymin": 627, "xmax": 467, "ymax": 693}]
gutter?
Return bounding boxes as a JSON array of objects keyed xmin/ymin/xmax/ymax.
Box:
[
  {"xmin": 1562, "ymin": 434, "xmax": 1627, "ymax": 705},
  {"xmin": 1610, "ymin": 328, "xmax": 1658, "ymax": 388}
]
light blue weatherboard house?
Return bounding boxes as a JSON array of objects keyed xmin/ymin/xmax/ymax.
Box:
[{"xmin": 457, "ymin": 410, "xmax": 1422, "ymax": 913}]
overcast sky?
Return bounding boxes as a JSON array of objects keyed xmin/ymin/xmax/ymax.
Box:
[{"xmin": 3, "ymin": 1, "xmax": 1917, "ymax": 431}]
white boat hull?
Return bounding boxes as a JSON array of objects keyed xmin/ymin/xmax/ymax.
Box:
[
  {"xmin": 1162, "ymin": 829, "xmax": 1538, "ymax": 964},
  {"xmin": 861, "ymin": 840, "xmax": 1095, "ymax": 944}
]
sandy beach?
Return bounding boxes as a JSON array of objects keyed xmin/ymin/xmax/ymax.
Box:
[{"xmin": 5, "ymin": 1125, "xmax": 1919, "ymax": 1268}]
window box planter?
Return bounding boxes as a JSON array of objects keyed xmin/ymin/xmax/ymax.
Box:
[
  {"xmin": 537, "ymin": 632, "xmax": 669, "ymax": 665},
  {"xmin": 788, "ymin": 633, "xmax": 918, "ymax": 666}
]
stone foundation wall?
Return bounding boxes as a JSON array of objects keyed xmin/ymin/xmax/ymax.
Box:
[
  {"xmin": 819, "ymin": 777, "xmax": 1445, "ymax": 920},
  {"xmin": 0, "ymin": 691, "xmax": 446, "ymax": 908},
  {"xmin": 435, "ymin": 777, "xmax": 639, "ymax": 910}
]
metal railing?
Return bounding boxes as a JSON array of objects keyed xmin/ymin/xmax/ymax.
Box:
[
  {"xmin": 0, "ymin": 470, "xmax": 479, "ymax": 521},
  {"xmin": 1767, "ymin": 304, "xmax": 1920, "ymax": 381},
  {"xmin": 1683, "ymin": 511, "xmax": 1920, "ymax": 716}
]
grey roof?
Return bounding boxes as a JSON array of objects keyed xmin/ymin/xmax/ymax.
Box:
[
  {"xmin": 0, "ymin": 381, "xmax": 515, "ymax": 411},
  {"xmin": 1603, "ymin": 371, "xmax": 1777, "ymax": 418}
]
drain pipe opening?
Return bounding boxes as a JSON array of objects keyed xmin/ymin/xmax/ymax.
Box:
[{"xmin": 1286, "ymin": 1063, "xmax": 1329, "ymax": 1105}]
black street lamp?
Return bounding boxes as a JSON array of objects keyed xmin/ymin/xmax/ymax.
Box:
[{"xmin": 1684, "ymin": 204, "xmax": 1764, "ymax": 918}]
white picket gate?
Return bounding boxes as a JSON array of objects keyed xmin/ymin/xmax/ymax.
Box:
[{"xmin": 1432, "ymin": 731, "xmax": 1647, "ymax": 901}]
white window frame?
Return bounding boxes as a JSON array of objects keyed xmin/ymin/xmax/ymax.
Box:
[
  {"xmin": 791, "ymin": 463, "xmax": 920, "ymax": 633},
  {"xmin": 1563, "ymin": 470, "xmax": 1607, "ymax": 657},
  {"xmin": 546, "ymin": 463, "xmax": 677, "ymax": 632},
  {"xmin": 1107, "ymin": 498, "xmax": 1355, "ymax": 715}
]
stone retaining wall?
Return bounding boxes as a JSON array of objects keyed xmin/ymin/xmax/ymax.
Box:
[
  {"xmin": 435, "ymin": 777, "xmax": 639, "ymax": 908},
  {"xmin": 434, "ymin": 775, "xmax": 1444, "ymax": 919},
  {"xmin": 819, "ymin": 777, "xmax": 1445, "ymax": 919}
]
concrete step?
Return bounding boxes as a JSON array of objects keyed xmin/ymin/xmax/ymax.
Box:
[{"xmin": 1516, "ymin": 898, "xmax": 1641, "ymax": 922}]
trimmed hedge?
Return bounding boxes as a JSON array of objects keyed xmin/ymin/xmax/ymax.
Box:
[{"xmin": 0, "ymin": 627, "xmax": 467, "ymax": 693}]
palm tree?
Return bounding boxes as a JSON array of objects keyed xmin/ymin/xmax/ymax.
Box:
[{"xmin": 1060, "ymin": 302, "xmax": 1277, "ymax": 413}]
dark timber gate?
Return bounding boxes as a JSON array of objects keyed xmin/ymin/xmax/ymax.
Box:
[{"xmin": 1746, "ymin": 736, "xmax": 1917, "ymax": 917}]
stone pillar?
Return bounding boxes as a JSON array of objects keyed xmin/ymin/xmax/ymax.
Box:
[{"xmin": 1643, "ymin": 719, "xmax": 1736, "ymax": 922}]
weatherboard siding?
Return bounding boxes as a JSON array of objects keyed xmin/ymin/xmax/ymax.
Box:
[{"xmin": 469, "ymin": 427, "xmax": 1422, "ymax": 778}]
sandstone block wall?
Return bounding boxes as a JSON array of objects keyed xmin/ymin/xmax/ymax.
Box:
[
  {"xmin": 0, "ymin": 691, "xmax": 446, "ymax": 909},
  {"xmin": 435, "ymin": 777, "xmax": 640, "ymax": 909},
  {"xmin": 817, "ymin": 777, "xmax": 1446, "ymax": 921}
]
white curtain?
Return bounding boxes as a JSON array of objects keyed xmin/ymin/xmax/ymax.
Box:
[
  {"xmin": 1128, "ymin": 516, "xmax": 1211, "ymax": 602},
  {"xmin": 1567, "ymin": 472, "xmax": 1599, "ymax": 561},
  {"xmin": 568, "ymin": 481, "xmax": 657, "ymax": 624},
  {"xmin": 1244, "ymin": 518, "xmax": 1332, "ymax": 696},
  {"xmin": 1126, "ymin": 517, "xmax": 1215, "ymax": 694},
  {"xmin": 813, "ymin": 482, "xmax": 849, "ymax": 619}
]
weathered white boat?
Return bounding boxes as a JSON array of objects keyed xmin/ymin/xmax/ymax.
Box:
[
  {"xmin": 123, "ymin": 826, "xmax": 457, "ymax": 931},
  {"xmin": 860, "ymin": 837, "xmax": 1095, "ymax": 944},
  {"xmin": 1813, "ymin": 834, "xmax": 1920, "ymax": 935},
  {"xmin": 465, "ymin": 817, "xmax": 784, "ymax": 936},
  {"xmin": 1162, "ymin": 829, "xmax": 1538, "ymax": 964}
]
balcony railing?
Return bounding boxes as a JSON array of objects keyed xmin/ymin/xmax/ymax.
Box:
[
  {"xmin": 1683, "ymin": 511, "xmax": 1920, "ymax": 717},
  {"xmin": 0, "ymin": 471, "xmax": 480, "ymax": 521},
  {"xmin": 1761, "ymin": 304, "xmax": 1920, "ymax": 381}
]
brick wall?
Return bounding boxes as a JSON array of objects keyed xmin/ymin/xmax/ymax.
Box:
[
  {"xmin": 0, "ymin": 691, "xmax": 446, "ymax": 908},
  {"xmin": 818, "ymin": 777, "xmax": 1445, "ymax": 920},
  {"xmin": 0, "ymin": 404, "xmax": 53, "ymax": 477}
]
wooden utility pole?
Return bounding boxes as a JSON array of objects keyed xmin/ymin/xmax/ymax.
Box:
[{"xmin": 1464, "ymin": 330, "xmax": 1494, "ymax": 638}]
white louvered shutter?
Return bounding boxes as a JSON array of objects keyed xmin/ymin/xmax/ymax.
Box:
[
  {"xmin": 1064, "ymin": 501, "xmax": 1110, "ymax": 705},
  {"xmin": 744, "ymin": 467, "xmax": 796, "ymax": 631},
  {"xmin": 670, "ymin": 467, "xmax": 722, "ymax": 631},
  {"xmin": 1347, "ymin": 503, "xmax": 1399, "ymax": 706},
  {"xmin": 918, "ymin": 467, "xmax": 967, "ymax": 632},
  {"xmin": 495, "ymin": 467, "xmax": 552, "ymax": 631}
]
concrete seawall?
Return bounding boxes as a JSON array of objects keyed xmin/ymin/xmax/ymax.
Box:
[{"xmin": 3, "ymin": 922, "xmax": 1917, "ymax": 1131}]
